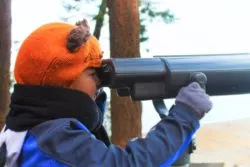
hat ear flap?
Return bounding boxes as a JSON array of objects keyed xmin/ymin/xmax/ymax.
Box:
[{"xmin": 66, "ymin": 19, "xmax": 91, "ymax": 53}]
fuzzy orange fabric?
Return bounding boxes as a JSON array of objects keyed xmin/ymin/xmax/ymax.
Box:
[{"xmin": 14, "ymin": 22, "xmax": 103, "ymax": 88}]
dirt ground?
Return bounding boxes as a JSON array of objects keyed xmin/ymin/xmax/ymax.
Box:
[{"xmin": 191, "ymin": 118, "xmax": 250, "ymax": 167}]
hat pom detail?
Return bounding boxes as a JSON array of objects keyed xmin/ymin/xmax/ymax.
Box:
[{"xmin": 66, "ymin": 19, "xmax": 91, "ymax": 52}]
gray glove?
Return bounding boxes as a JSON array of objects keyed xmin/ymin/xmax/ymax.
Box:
[{"xmin": 175, "ymin": 82, "xmax": 212, "ymax": 119}]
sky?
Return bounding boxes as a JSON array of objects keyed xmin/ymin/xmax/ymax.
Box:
[
  {"xmin": 12, "ymin": 0, "xmax": 250, "ymax": 56},
  {"xmin": 11, "ymin": 0, "xmax": 250, "ymax": 133}
]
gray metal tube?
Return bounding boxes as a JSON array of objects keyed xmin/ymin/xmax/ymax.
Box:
[
  {"xmin": 98, "ymin": 53, "xmax": 250, "ymax": 100},
  {"xmin": 161, "ymin": 53, "xmax": 250, "ymax": 98}
]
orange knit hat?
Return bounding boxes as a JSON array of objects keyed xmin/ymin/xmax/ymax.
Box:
[{"xmin": 14, "ymin": 19, "xmax": 103, "ymax": 88}]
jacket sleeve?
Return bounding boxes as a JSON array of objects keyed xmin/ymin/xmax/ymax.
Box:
[{"xmin": 31, "ymin": 104, "xmax": 200, "ymax": 167}]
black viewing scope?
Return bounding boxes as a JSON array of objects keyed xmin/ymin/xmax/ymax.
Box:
[{"xmin": 96, "ymin": 53, "xmax": 250, "ymax": 101}]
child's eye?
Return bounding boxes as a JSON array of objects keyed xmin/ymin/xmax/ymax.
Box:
[
  {"xmin": 89, "ymin": 71, "xmax": 100, "ymax": 82},
  {"xmin": 89, "ymin": 72, "xmax": 97, "ymax": 77},
  {"xmin": 87, "ymin": 69, "xmax": 96, "ymax": 76}
]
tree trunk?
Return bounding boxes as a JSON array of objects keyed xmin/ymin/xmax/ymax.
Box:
[
  {"xmin": 0, "ymin": 0, "xmax": 11, "ymax": 129},
  {"xmin": 108, "ymin": 0, "xmax": 142, "ymax": 148}
]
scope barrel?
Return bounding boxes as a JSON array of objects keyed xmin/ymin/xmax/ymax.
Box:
[{"xmin": 98, "ymin": 53, "xmax": 250, "ymax": 100}]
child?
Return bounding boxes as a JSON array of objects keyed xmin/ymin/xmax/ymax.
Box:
[{"xmin": 0, "ymin": 19, "xmax": 212, "ymax": 167}]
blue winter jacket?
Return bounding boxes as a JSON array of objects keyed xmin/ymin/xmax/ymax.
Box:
[
  {"xmin": 16, "ymin": 104, "xmax": 199, "ymax": 167},
  {"xmin": 0, "ymin": 84, "xmax": 200, "ymax": 167}
]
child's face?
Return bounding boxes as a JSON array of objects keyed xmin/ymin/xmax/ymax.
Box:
[{"xmin": 70, "ymin": 68, "xmax": 101, "ymax": 100}]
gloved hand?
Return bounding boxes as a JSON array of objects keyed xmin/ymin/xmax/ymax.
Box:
[
  {"xmin": 175, "ymin": 82, "xmax": 212, "ymax": 119},
  {"xmin": 95, "ymin": 89, "xmax": 107, "ymax": 124}
]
